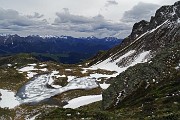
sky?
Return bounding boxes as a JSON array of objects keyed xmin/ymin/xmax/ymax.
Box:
[{"xmin": 0, "ymin": 0, "xmax": 178, "ymax": 38}]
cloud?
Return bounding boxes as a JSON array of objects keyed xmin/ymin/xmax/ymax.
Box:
[
  {"xmin": 27, "ymin": 12, "xmax": 44, "ymax": 19},
  {"xmin": 53, "ymin": 9, "xmax": 131, "ymax": 38},
  {"xmin": 0, "ymin": 7, "xmax": 131, "ymax": 38},
  {"xmin": 105, "ymin": 0, "xmax": 118, "ymax": 7},
  {"xmin": 0, "ymin": 8, "xmax": 46, "ymax": 27},
  {"xmin": 54, "ymin": 8, "xmax": 92, "ymax": 24},
  {"xmin": 0, "ymin": 8, "xmax": 49, "ymax": 35},
  {"xmin": 159, "ymin": 0, "xmax": 179, "ymax": 5},
  {"xmin": 121, "ymin": 2, "xmax": 160, "ymax": 23}
]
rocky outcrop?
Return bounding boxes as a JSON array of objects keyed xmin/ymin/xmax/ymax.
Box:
[
  {"xmin": 102, "ymin": 41, "xmax": 180, "ymax": 110},
  {"xmin": 101, "ymin": 1, "xmax": 180, "ymax": 110}
]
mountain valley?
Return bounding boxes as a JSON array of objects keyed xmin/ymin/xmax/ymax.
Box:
[{"xmin": 0, "ymin": 1, "xmax": 180, "ymax": 120}]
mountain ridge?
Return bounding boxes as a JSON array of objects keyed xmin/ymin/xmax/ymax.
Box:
[
  {"xmin": 97, "ymin": 0, "xmax": 180, "ymax": 112},
  {"xmin": 89, "ymin": 1, "xmax": 180, "ymax": 66},
  {"xmin": 0, "ymin": 34, "xmax": 122, "ymax": 64}
]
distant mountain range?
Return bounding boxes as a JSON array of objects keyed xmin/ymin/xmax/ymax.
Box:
[{"xmin": 0, "ymin": 34, "xmax": 122, "ymax": 64}]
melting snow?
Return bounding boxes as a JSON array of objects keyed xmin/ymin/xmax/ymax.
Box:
[
  {"xmin": 50, "ymin": 70, "xmax": 65, "ymax": 78},
  {"xmin": 63, "ymin": 95, "xmax": 102, "ymax": 109},
  {"xmin": 18, "ymin": 66, "xmax": 38, "ymax": 72},
  {"xmin": 0, "ymin": 89, "xmax": 20, "ymax": 109},
  {"xmin": 18, "ymin": 65, "xmax": 38, "ymax": 79},
  {"xmin": 28, "ymin": 64, "xmax": 36, "ymax": 66},
  {"xmin": 91, "ymin": 50, "xmax": 136, "ymax": 72},
  {"xmin": 99, "ymin": 83, "xmax": 110, "ymax": 89},
  {"xmin": 7, "ymin": 64, "xmax": 12, "ymax": 67},
  {"xmin": 47, "ymin": 71, "xmax": 62, "ymax": 88},
  {"xmin": 16, "ymin": 74, "xmax": 98, "ymax": 104},
  {"xmin": 39, "ymin": 64, "xmax": 47, "ymax": 67},
  {"xmin": 67, "ymin": 76, "xmax": 76, "ymax": 82},
  {"xmin": 90, "ymin": 50, "xmax": 150, "ymax": 77},
  {"xmin": 39, "ymin": 68, "xmax": 47, "ymax": 72},
  {"xmin": 178, "ymin": 18, "xmax": 180, "ymax": 23},
  {"xmin": 26, "ymin": 114, "xmax": 40, "ymax": 120},
  {"xmin": 175, "ymin": 63, "xmax": 180, "ymax": 70},
  {"xmin": 65, "ymin": 69, "xmax": 72, "ymax": 71},
  {"xmin": 90, "ymin": 73, "xmax": 116, "ymax": 79},
  {"xmin": 81, "ymin": 69, "xmax": 87, "ymax": 74},
  {"xmin": 27, "ymin": 72, "xmax": 38, "ymax": 79},
  {"xmin": 17, "ymin": 64, "xmax": 48, "ymax": 79},
  {"xmin": 1, "ymin": 50, "xmax": 151, "ymax": 109}
]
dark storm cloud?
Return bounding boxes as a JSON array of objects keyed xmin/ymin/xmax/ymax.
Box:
[{"xmin": 121, "ymin": 2, "xmax": 160, "ymax": 23}]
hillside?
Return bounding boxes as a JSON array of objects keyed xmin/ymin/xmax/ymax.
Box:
[
  {"xmin": 37, "ymin": 1, "xmax": 180, "ymax": 119},
  {"xmin": 37, "ymin": 40, "xmax": 180, "ymax": 120}
]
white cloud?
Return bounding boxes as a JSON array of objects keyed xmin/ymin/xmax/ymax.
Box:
[
  {"xmin": 0, "ymin": 0, "xmax": 179, "ymax": 38},
  {"xmin": 27, "ymin": 12, "xmax": 44, "ymax": 19},
  {"xmin": 159, "ymin": 0, "xmax": 179, "ymax": 5}
]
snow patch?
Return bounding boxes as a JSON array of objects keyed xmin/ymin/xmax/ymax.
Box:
[
  {"xmin": 90, "ymin": 50, "xmax": 150, "ymax": 78},
  {"xmin": 39, "ymin": 64, "xmax": 47, "ymax": 67},
  {"xmin": 17, "ymin": 64, "xmax": 48, "ymax": 79},
  {"xmin": 177, "ymin": 18, "xmax": 180, "ymax": 23},
  {"xmin": 81, "ymin": 69, "xmax": 87, "ymax": 74},
  {"xmin": 91, "ymin": 50, "xmax": 136, "ymax": 72},
  {"xmin": 0, "ymin": 89, "xmax": 20, "ymax": 109},
  {"xmin": 18, "ymin": 66, "xmax": 38, "ymax": 72},
  {"xmin": 99, "ymin": 83, "xmax": 110, "ymax": 89},
  {"xmin": 65, "ymin": 69, "xmax": 72, "ymax": 71},
  {"xmin": 26, "ymin": 114, "xmax": 40, "ymax": 120},
  {"xmin": 7, "ymin": 64, "xmax": 12, "ymax": 67},
  {"xmin": 175, "ymin": 63, "xmax": 180, "ymax": 70},
  {"xmin": 39, "ymin": 68, "xmax": 47, "ymax": 72},
  {"xmin": 27, "ymin": 72, "xmax": 38, "ymax": 79},
  {"xmin": 48, "ymin": 71, "xmax": 62, "ymax": 88},
  {"xmin": 67, "ymin": 76, "xmax": 76, "ymax": 82},
  {"xmin": 90, "ymin": 73, "xmax": 116, "ymax": 79},
  {"xmin": 28, "ymin": 63, "xmax": 37, "ymax": 66},
  {"xmin": 63, "ymin": 95, "xmax": 102, "ymax": 109}
]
